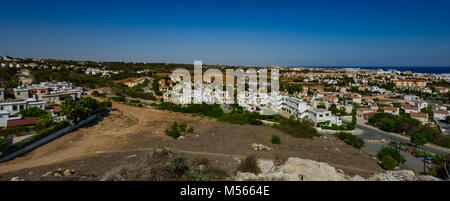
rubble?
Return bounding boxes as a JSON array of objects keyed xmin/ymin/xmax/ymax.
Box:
[{"xmin": 251, "ymin": 143, "xmax": 272, "ymax": 151}]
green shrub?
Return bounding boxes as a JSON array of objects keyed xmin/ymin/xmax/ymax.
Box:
[
  {"xmin": 381, "ymin": 155, "xmax": 397, "ymax": 170},
  {"xmin": 165, "ymin": 154, "xmax": 188, "ymax": 174},
  {"xmin": 271, "ymin": 135, "xmax": 281, "ymax": 144},
  {"xmin": 337, "ymin": 132, "xmax": 364, "ymax": 149},
  {"xmin": 377, "ymin": 146, "xmax": 405, "ymax": 164},
  {"xmin": 112, "ymin": 96, "xmax": 126, "ymax": 102},
  {"xmin": 178, "ymin": 122, "xmax": 187, "ymax": 132},
  {"xmin": 187, "ymin": 127, "xmax": 194, "ymax": 133},
  {"xmin": 238, "ymin": 155, "xmax": 260, "ymax": 174},
  {"xmin": 184, "ymin": 165, "xmax": 215, "ymax": 181},
  {"xmin": 273, "ymin": 118, "xmax": 319, "ymax": 138},
  {"xmin": 165, "ymin": 122, "xmax": 181, "ymax": 139},
  {"xmin": 18, "ymin": 107, "xmax": 47, "ymax": 117}
]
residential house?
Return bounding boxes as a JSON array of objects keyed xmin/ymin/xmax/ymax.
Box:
[
  {"xmin": 357, "ymin": 108, "xmax": 375, "ymax": 119},
  {"xmin": 435, "ymin": 86, "xmax": 449, "ymax": 94},
  {"xmin": 383, "ymin": 107, "xmax": 399, "ymax": 115},
  {"xmin": 308, "ymin": 108, "xmax": 342, "ymax": 126},
  {"xmin": 402, "ymin": 103, "xmax": 420, "ymax": 114},
  {"xmin": 410, "ymin": 112, "xmax": 428, "ymax": 124},
  {"xmin": 433, "ymin": 110, "xmax": 449, "ymax": 121}
]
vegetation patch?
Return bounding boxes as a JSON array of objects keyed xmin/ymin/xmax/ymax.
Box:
[
  {"xmin": 271, "ymin": 135, "xmax": 281, "ymax": 144},
  {"xmin": 369, "ymin": 112, "xmax": 450, "ymax": 148},
  {"xmin": 337, "ymin": 132, "xmax": 364, "ymax": 149},
  {"xmin": 237, "ymin": 155, "xmax": 261, "ymax": 174}
]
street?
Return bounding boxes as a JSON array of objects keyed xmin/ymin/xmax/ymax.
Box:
[{"xmin": 354, "ymin": 121, "xmax": 448, "ymax": 173}]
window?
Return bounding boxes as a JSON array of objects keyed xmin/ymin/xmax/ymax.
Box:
[
  {"xmin": 13, "ymin": 105, "xmax": 18, "ymax": 111},
  {"xmin": 0, "ymin": 106, "xmax": 3, "ymax": 110},
  {"xmin": 20, "ymin": 105, "xmax": 24, "ymax": 110},
  {"xmin": 319, "ymin": 114, "xmax": 323, "ymax": 118},
  {"xmin": 17, "ymin": 92, "xmax": 20, "ymax": 96}
]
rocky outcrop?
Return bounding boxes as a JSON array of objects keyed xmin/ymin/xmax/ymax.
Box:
[{"xmin": 234, "ymin": 157, "xmax": 442, "ymax": 181}]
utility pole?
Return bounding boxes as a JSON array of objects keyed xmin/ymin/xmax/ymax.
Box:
[{"xmin": 423, "ymin": 149, "xmax": 426, "ymax": 175}]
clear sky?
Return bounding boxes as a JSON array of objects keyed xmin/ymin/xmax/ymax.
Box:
[{"xmin": 1, "ymin": 0, "xmax": 450, "ymax": 66}]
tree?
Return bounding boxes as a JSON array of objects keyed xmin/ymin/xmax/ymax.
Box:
[
  {"xmin": 381, "ymin": 155, "xmax": 397, "ymax": 170},
  {"xmin": 18, "ymin": 107, "xmax": 47, "ymax": 117},
  {"xmin": 0, "ymin": 137, "xmax": 11, "ymax": 150},
  {"xmin": 380, "ymin": 118, "xmax": 396, "ymax": 132},
  {"xmin": 411, "ymin": 132, "xmax": 428, "ymax": 147},
  {"xmin": 377, "ymin": 146, "xmax": 405, "ymax": 164}
]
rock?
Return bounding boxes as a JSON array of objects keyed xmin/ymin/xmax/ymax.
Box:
[
  {"xmin": 417, "ymin": 175, "xmax": 442, "ymax": 181},
  {"xmin": 10, "ymin": 176, "xmax": 21, "ymax": 181},
  {"xmin": 279, "ymin": 158, "xmax": 348, "ymax": 181},
  {"xmin": 28, "ymin": 172, "xmax": 34, "ymax": 176},
  {"xmin": 54, "ymin": 173, "xmax": 62, "ymax": 177},
  {"xmin": 251, "ymin": 143, "xmax": 272, "ymax": 151},
  {"xmin": 42, "ymin": 171, "xmax": 52, "ymax": 177},
  {"xmin": 63, "ymin": 169, "xmax": 73, "ymax": 176},
  {"xmin": 235, "ymin": 157, "xmax": 348, "ymax": 181},
  {"xmin": 368, "ymin": 170, "xmax": 417, "ymax": 181},
  {"xmin": 258, "ymin": 159, "xmax": 276, "ymax": 174},
  {"xmin": 178, "ymin": 136, "xmax": 185, "ymax": 140},
  {"xmin": 57, "ymin": 168, "xmax": 63, "ymax": 172},
  {"xmin": 233, "ymin": 157, "xmax": 434, "ymax": 181},
  {"xmin": 351, "ymin": 175, "xmax": 366, "ymax": 181},
  {"xmin": 126, "ymin": 154, "xmax": 137, "ymax": 158}
]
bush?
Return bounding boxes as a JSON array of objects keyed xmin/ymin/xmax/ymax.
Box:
[
  {"xmin": 238, "ymin": 155, "xmax": 260, "ymax": 174},
  {"xmin": 273, "ymin": 118, "xmax": 319, "ymax": 138},
  {"xmin": 165, "ymin": 154, "xmax": 188, "ymax": 174},
  {"xmin": 271, "ymin": 135, "xmax": 281, "ymax": 144},
  {"xmin": 165, "ymin": 122, "xmax": 181, "ymax": 139},
  {"xmin": 337, "ymin": 132, "xmax": 364, "ymax": 149},
  {"xmin": 187, "ymin": 127, "xmax": 195, "ymax": 133},
  {"xmin": 178, "ymin": 122, "xmax": 187, "ymax": 132},
  {"xmin": 18, "ymin": 107, "xmax": 47, "ymax": 117},
  {"xmin": 184, "ymin": 165, "xmax": 216, "ymax": 181},
  {"xmin": 101, "ymin": 148, "xmax": 187, "ymax": 181},
  {"xmin": 111, "ymin": 96, "xmax": 126, "ymax": 102},
  {"xmin": 381, "ymin": 155, "xmax": 397, "ymax": 170},
  {"xmin": 377, "ymin": 146, "xmax": 405, "ymax": 164}
]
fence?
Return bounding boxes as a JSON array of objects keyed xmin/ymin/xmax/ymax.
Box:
[{"xmin": 0, "ymin": 114, "xmax": 101, "ymax": 163}]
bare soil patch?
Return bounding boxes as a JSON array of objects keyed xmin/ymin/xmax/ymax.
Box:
[{"xmin": 0, "ymin": 101, "xmax": 383, "ymax": 180}]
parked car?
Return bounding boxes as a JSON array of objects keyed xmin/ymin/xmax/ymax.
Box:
[
  {"xmin": 424, "ymin": 158, "xmax": 434, "ymax": 164},
  {"xmin": 414, "ymin": 153, "xmax": 423, "ymax": 158}
]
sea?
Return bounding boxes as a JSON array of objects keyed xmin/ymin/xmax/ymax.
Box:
[{"xmin": 297, "ymin": 66, "xmax": 450, "ymax": 74}]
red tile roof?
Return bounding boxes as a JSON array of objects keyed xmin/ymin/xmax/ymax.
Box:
[
  {"xmin": 384, "ymin": 107, "xmax": 398, "ymax": 112},
  {"xmin": 402, "ymin": 104, "xmax": 418, "ymax": 111},
  {"xmin": 7, "ymin": 117, "xmax": 38, "ymax": 128},
  {"xmin": 410, "ymin": 112, "xmax": 428, "ymax": 118},
  {"xmin": 433, "ymin": 110, "xmax": 449, "ymax": 115}
]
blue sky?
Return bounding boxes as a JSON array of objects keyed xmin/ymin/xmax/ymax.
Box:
[{"xmin": 1, "ymin": 0, "xmax": 450, "ymax": 66}]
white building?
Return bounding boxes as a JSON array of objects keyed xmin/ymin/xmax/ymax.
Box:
[
  {"xmin": 433, "ymin": 110, "xmax": 449, "ymax": 121},
  {"xmin": 283, "ymin": 96, "xmax": 311, "ymax": 119},
  {"xmin": 308, "ymin": 108, "xmax": 342, "ymax": 126},
  {"xmin": 0, "ymin": 98, "xmax": 46, "ymax": 116}
]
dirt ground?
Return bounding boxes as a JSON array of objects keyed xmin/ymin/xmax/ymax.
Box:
[{"xmin": 0, "ymin": 100, "xmax": 383, "ymax": 181}]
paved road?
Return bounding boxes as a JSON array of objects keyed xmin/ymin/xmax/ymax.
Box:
[
  {"xmin": 352, "ymin": 121, "xmax": 449, "ymax": 174},
  {"xmin": 355, "ymin": 122, "xmax": 450, "ymax": 155}
]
